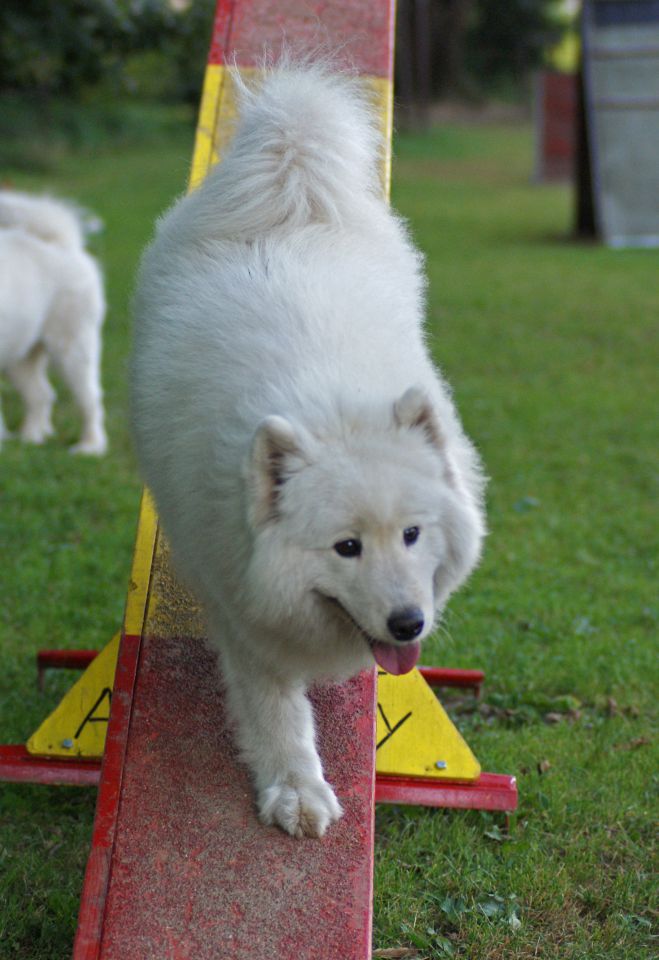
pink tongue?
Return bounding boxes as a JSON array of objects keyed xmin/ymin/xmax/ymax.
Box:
[{"xmin": 372, "ymin": 639, "xmax": 421, "ymax": 675}]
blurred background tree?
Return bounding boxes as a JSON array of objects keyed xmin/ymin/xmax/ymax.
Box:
[
  {"xmin": 0, "ymin": 0, "xmax": 214, "ymax": 102},
  {"xmin": 0, "ymin": 0, "xmax": 215, "ymax": 168},
  {"xmin": 395, "ymin": 0, "xmax": 567, "ymax": 124}
]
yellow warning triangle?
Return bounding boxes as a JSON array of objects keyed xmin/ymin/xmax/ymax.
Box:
[
  {"xmin": 26, "ymin": 633, "xmax": 120, "ymax": 759},
  {"xmin": 375, "ymin": 668, "xmax": 481, "ymax": 782},
  {"xmin": 24, "ymin": 490, "xmax": 156, "ymax": 762}
]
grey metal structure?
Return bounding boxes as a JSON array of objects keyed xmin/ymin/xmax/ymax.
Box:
[{"xmin": 582, "ymin": 0, "xmax": 659, "ymax": 247}]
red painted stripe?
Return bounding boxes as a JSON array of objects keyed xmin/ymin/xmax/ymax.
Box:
[
  {"xmin": 207, "ymin": 0, "xmax": 236, "ymax": 67},
  {"xmin": 207, "ymin": 0, "xmax": 395, "ymax": 77}
]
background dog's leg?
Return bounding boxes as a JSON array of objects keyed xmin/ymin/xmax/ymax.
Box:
[
  {"xmin": 0, "ymin": 400, "xmax": 11, "ymax": 445},
  {"xmin": 0, "ymin": 415, "xmax": 9, "ymax": 447},
  {"xmin": 51, "ymin": 331, "xmax": 107, "ymax": 455},
  {"xmin": 220, "ymin": 642, "xmax": 343, "ymax": 839},
  {"xmin": 7, "ymin": 345, "xmax": 55, "ymax": 445}
]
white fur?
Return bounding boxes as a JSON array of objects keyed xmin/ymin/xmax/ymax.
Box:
[
  {"xmin": 131, "ymin": 63, "xmax": 486, "ymax": 838},
  {"xmin": 0, "ymin": 191, "xmax": 107, "ymax": 454}
]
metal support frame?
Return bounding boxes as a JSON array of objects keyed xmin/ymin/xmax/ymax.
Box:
[{"xmin": 1, "ymin": 650, "xmax": 516, "ymax": 813}]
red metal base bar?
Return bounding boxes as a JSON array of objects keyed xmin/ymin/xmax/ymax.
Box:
[
  {"xmin": 37, "ymin": 649, "xmax": 98, "ymax": 690},
  {"xmin": 0, "ymin": 744, "xmax": 101, "ymax": 786},
  {"xmin": 7, "ymin": 656, "xmax": 490, "ymax": 797},
  {"xmin": 0, "ymin": 743, "xmax": 515, "ymax": 814},
  {"xmin": 418, "ymin": 665, "xmax": 484, "ymax": 693},
  {"xmin": 37, "ymin": 649, "xmax": 98, "ymax": 670},
  {"xmin": 376, "ymin": 771, "xmax": 517, "ymax": 811}
]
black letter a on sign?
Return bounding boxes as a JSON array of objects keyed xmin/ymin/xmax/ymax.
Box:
[{"xmin": 74, "ymin": 687, "xmax": 112, "ymax": 740}]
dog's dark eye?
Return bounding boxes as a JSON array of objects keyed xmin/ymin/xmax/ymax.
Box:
[
  {"xmin": 334, "ymin": 539, "xmax": 362, "ymax": 558},
  {"xmin": 403, "ymin": 526, "xmax": 420, "ymax": 546}
]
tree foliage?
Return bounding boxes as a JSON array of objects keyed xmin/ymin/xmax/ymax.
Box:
[
  {"xmin": 0, "ymin": 0, "xmax": 214, "ymax": 101},
  {"xmin": 466, "ymin": 0, "xmax": 563, "ymax": 85}
]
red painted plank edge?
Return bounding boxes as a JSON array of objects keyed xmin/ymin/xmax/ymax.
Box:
[
  {"xmin": 208, "ymin": 0, "xmax": 236, "ymax": 64},
  {"xmin": 72, "ymin": 632, "xmax": 142, "ymax": 960}
]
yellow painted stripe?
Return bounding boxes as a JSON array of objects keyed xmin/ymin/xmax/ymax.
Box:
[
  {"xmin": 188, "ymin": 63, "xmax": 226, "ymax": 190},
  {"xmin": 123, "ymin": 488, "xmax": 158, "ymax": 637},
  {"xmin": 364, "ymin": 73, "xmax": 394, "ymax": 198}
]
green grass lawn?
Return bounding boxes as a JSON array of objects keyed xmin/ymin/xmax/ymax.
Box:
[{"xmin": 0, "ymin": 115, "xmax": 656, "ymax": 959}]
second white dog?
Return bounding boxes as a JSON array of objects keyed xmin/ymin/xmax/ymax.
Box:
[
  {"xmin": 0, "ymin": 190, "xmax": 107, "ymax": 454},
  {"xmin": 131, "ymin": 63, "xmax": 486, "ymax": 838}
]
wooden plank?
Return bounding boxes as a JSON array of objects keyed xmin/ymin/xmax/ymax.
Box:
[{"xmin": 80, "ymin": 636, "xmax": 376, "ymax": 960}]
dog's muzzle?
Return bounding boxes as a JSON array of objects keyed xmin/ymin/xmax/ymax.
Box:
[{"xmin": 315, "ymin": 592, "xmax": 422, "ymax": 675}]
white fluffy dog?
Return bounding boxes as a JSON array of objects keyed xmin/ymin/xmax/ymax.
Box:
[
  {"xmin": 131, "ymin": 64, "xmax": 486, "ymax": 838},
  {"xmin": 0, "ymin": 190, "xmax": 107, "ymax": 454}
]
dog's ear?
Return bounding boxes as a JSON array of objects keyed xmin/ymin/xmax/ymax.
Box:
[
  {"xmin": 247, "ymin": 415, "xmax": 305, "ymax": 527},
  {"xmin": 394, "ymin": 386, "xmax": 444, "ymax": 450},
  {"xmin": 394, "ymin": 386, "xmax": 460, "ymax": 487}
]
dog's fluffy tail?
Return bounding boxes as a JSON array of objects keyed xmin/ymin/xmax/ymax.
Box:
[
  {"xmin": 178, "ymin": 61, "xmax": 384, "ymax": 239},
  {"xmin": 0, "ymin": 190, "xmax": 88, "ymax": 250}
]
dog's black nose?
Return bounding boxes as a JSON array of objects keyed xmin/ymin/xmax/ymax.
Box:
[{"xmin": 387, "ymin": 607, "xmax": 424, "ymax": 642}]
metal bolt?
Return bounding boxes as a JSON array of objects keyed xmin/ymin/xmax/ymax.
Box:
[
  {"xmin": 62, "ymin": 738, "xmax": 74, "ymax": 749},
  {"xmin": 435, "ymin": 760, "xmax": 447, "ymax": 770}
]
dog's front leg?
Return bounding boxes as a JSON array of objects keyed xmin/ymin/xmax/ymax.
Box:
[{"xmin": 220, "ymin": 647, "xmax": 342, "ymax": 838}]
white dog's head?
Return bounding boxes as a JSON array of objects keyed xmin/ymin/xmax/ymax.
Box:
[{"xmin": 244, "ymin": 388, "xmax": 484, "ymax": 676}]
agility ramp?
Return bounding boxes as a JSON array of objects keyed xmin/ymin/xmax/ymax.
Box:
[
  {"xmin": 0, "ymin": 1, "xmax": 516, "ymax": 955},
  {"xmin": 75, "ymin": 4, "xmax": 390, "ymax": 957}
]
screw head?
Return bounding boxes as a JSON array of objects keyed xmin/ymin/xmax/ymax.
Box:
[
  {"xmin": 435, "ymin": 760, "xmax": 447, "ymax": 770},
  {"xmin": 61, "ymin": 738, "xmax": 74, "ymax": 749}
]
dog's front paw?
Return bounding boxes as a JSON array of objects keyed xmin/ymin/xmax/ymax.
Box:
[{"xmin": 259, "ymin": 776, "xmax": 343, "ymax": 839}]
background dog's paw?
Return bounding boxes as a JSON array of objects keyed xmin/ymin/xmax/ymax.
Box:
[
  {"xmin": 69, "ymin": 437, "xmax": 108, "ymax": 456},
  {"xmin": 20, "ymin": 422, "xmax": 54, "ymax": 444},
  {"xmin": 259, "ymin": 777, "xmax": 343, "ymax": 839}
]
